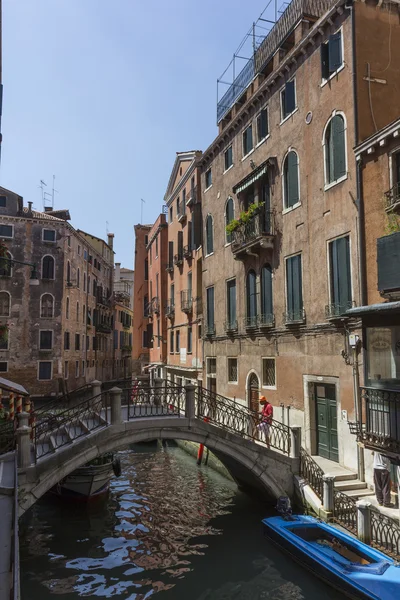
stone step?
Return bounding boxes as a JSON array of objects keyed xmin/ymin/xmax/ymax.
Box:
[
  {"xmin": 332, "ymin": 472, "xmax": 358, "ymax": 482},
  {"xmin": 334, "ymin": 479, "xmax": 368, "ymax": 492},
  {"xmin": 340, "ymin": 487, "xmax": 373, "ymax": 499}
]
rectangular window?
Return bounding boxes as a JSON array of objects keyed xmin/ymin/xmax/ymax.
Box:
[
  {"xmin": 82, "ymin": 360, "xmax": 85, "ymax": 376},
  {"xmin": 0, "ymin": 362, "xmax": 8, "ymax": 372},
  {"xmin": 187, "ymin": 326, "xmax": 192, "ymax": 354},
  {"xmin": 207, "ymin": 357, "xmax": 216, "ymax": 375},
  {"xmin": 75, "ymin": 360, "xmax": 79, "ymax": 377},
  {"xmin": 0, "ymin": 224, "xmax": 13, "ymax": 238},
  {"xmin": 43, "ymin": 229, "xmax": 56, "ymax": 242},
  {"xmin": 64, "ymin": 331, "xmax": 70, "ymax": 350},
  {"xmin": 169, "ymin": 206, "xmax": 173, "ymax": 223},
  {"xmin": 170, "ymin": 330, "xmax": 174, "ymax": 354},
  {"xmin": 75, "ymin": 333, "xmax": 80, "ymax": 350},
  {"xmin": 286, "ymin": 254, "xmax": 303, "ymax": 322},
  {"xmin": 155, "ymin": 235, "xmax": 159, "ymax": 257},
  {"xmin": 78, "ymin": 245, "xmax": 81, "ymax": 255},
  {"xmin": 39, "ymin": 330, "xmax": 53, "ymax": 350},
  {"xmin": 206, "ymin": 286, "xmax": 215, "ymax": 334},
  {"xmin": 176, "ymin": 330, "xmax": 180, "ymax": 353},
  {"xmin": 226, "ymin": 279, "xmax": 237, "ymax": 330},
  {"xmin": 38, "ymin": 361, "xmax": 52, "ymax": 380},
  {"xmin": 224, "ymin": 146, "xmax": 233, "ymax": 171},
  {"xmin": 281, "ymin": 80, "xmax": 296, "ymax": 120},
  {"xmin": 64, "ymin": 361, "xmax": 69, "ymax": 379},
  {"xmin": 0, "ymin": 196, "xmax": 6, "ymax": 207},
  {"xmin": 157, "ymin": 319, "xmax": 160, "ymax": 348},
  {"xmin": 366, "ymin": 326, "xmax": 400, "ymax": 387},
  {"xmin": 143, "ymin": 330, "xmax": 148, "ymax": 348},
  {"xmin": 114, "ymin": 330, "xmax": 118, "ymax": 349},
  {"xmin": 242, "ymin": 125, "xmax": 253, "ymax": 156},
  {"xmin": 257, "ymin": 108, "xmax": 269, "ymax": 142},
  {"xmin": 144, "ymin": 258, "xmax": 148, "ymax": 281},
  {"xmin": 205, "ymin": 168, "xmax": 212, "ymax": 189},
  {"xmin": 262, "ymin": 358, "xmax": 276, "ymax": 387},
  {"xmin": 321, "ymin": 31, "xmax": 343, "ymax": 80},
  {"xmin": 228, "ymin": 358, "xmax": 238, "ymax": 383},
  {"xmin": 329, "ymin": 235, "xmax": 352, "ymax": 315}
]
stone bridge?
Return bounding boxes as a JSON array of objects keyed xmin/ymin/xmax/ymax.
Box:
[{"xmin": 13, "ymin": 382, "xmax": 301, "ymax": 514}]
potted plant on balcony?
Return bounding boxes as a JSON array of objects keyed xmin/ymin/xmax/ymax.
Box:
[
  {"xmin": 0, "ymin": 324, "xmax": 9, "ymax": 345},
  {"xmin": 225, "ymin": 201, "xmax": 264, "ymax": 235},
  {"xmin": 0, "ymin": 241, "xmax": 7, "ymax": 258}
]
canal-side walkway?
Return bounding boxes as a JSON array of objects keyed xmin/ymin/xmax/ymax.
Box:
[{"xmin": 0, "ymin": 452, "xmax": 16, "ymax": 599}]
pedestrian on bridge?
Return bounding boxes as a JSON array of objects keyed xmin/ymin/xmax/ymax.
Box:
[{"xmin": 258, "ymin": 396, "xmax": 273, "ymax": 448}]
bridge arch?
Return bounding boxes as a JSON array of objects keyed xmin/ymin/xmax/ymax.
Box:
[{"xmin": 19, "ymin": 418, "xmax": 296, "ymax": 514}]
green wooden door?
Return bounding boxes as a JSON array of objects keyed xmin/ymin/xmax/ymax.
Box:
[{"xmin": 316, "ymin": 383, "xmax": 339, "ymax": 462}]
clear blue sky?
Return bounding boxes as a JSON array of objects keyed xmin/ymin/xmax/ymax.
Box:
[{"xmin": 2, "ymin": 0, "xmax": 274, "ymax": 268}]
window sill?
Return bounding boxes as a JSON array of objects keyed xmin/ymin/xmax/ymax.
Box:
[
  {"xmin": 205, "ymin": 252, "xmax": 214, "ymax": 258},
  {"xmin": 280, "ymin": 108, "xmax": 299, "ymax": 126},
  {"xmin": 255, "ymin": 134, "xmax": 270, "ymax": 149},
  {"xmin": 224, "ymin": 241, "xmax": 232, "ymax": 248},
  {"xmin": 204, "ymin": 185, "xmax": 213, "ymax": 193},
  {"xmin": 228, "ymin": 381, "xmax": 238, "ymax": 385},
  {"xmin": 262, "ymin": 385, "xmax": 277, "ymax": 391},
  {"xmin": 223, "ymin": 164, "xmax": 234, "ymax": 175},
  {"xmin": 320, "ymin": 64, "xmax": 345, "ymax": 88},
  {"xmin": 241, "ymin": 149, "xmax": 255, "ymax": 162},
  {"xmin": 282, "ymin": 202, "xmax": 301, "ymax": 215},
  {"xmin": 324, "ymin": 174, "xmax": 348, "ymax": 191}
]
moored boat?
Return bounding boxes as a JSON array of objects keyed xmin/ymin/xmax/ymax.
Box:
[
  {"xmin": 51, "ymin": 453, "xmax": 121, "ymax": 501},
  {"xmin": 262, "ymin": 514, "xmax": 400, "ymax": 600}
]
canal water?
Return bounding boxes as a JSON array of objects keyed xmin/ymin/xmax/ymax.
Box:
[{"xmin": 20, "ymin": 444, "xmax": 343, "ymax": 599}]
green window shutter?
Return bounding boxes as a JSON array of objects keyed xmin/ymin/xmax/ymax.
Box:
[
  {"xmin": 287, "ymin": 255, "xmax": 302, "ymax": 318},
  {"xmin": 188, "ymin": 220, "xmax": 192, "ymax": 249},
  {"xmin": 226, "ymin": 198, "xmax": 234, "ymax": 243},
  {"xmin": 247, "ymin": 271, "xmax": 257, "ymax": 321},
  {"xmin": 207, "ymin": 287, "xmax": 215, "ymax": 330},
  {"xmin": 284, "ymin": 80, "xmax": 295, "ymax": 115},
  {"xmin": 321, "ymin": 42, "xmax": 329, "ymax": 79},
  {"xmin": 286, "ymin": 152, "xmax": 299, "ymax": 207},
  {"xmin": 228, "ymin": 279, "xmax": 236, "ymax": 325},
  {"xmin": 168, "ymin": 241, "xmax": 173, "ymax": 264},
  {"xmin": 206, "ymin": 216, "xmax": 213, "ymax": 254},
  {"xmin": 330, "ymin": 236, "xmax": 351, "ymax": 312},
  {"xmin": 261, "ymin": 264, "xmax": 273, "ymax": 316},
  {"xmin": 332, "ymin": 116, "xmax": 346, "ymax": 181},
  {"xmin": 328, "ymin": 32, "xmax": 342, "ymax": 72},
  {"xmin": 193, "ymin": 203, "xmax": 202, "ymax": 249}
]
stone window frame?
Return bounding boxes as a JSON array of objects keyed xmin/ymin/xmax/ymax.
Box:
[
  {"xmin": 0, "ymin": 223, "xmax": 14, "ymax": 239},
  {"xmin": 40, "ymin": 293, "xmax": 55, "ymax": 318},
  {"xmin": 282, "ymin": 148, "xmax": 301, "ymax": 213},
  {"xmin": 42, "ymin": 228, "xmax": 56, "ymax": 243},
  {"xmin": 0, "ymin": 290, "xmax": 11, "ymax": 317},
  {"xmin": 322, "ymin": 110, "xmax": 348, "ymax": 190},
  {"xmin": 0, "ymin": 361, "xmax": 8, "ymax": 373},
  {"xmin": 227, "ymin": 357, "xmax": 238, "ymax": 384},
  {"xmin": 261, "ymin": 357, "xmax": 277, "ymax": 390},
  {"xmin": 37, "ymin": 360, "xmax": 53, "ymax": 381},
  {"xmin": 64, "ymin": 361, "xmax": 69, "ymax": 379},
  {"xmin": 39, "ymin": 329, "xmax": 53, "ymax": 350},
  {"xmin": 41, "ymin": 254, "xmax": 55, "ymax": 280}
]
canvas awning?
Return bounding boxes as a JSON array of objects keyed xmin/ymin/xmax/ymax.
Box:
[
  {"xmin": 232, "ymin": 157, "xmax": 277, "ymax": 194},
  {"xmin": 346, "ymin": 302, "xmax": 400, "ymax": 317},
  {"xmin": 0, "ymin": 377, "xmax": 29, "ymax": 396}
]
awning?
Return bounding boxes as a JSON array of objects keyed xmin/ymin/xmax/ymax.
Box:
[
  {"xmin": 0, "ymin": 377, "xmax": 29, "ymax": 396},
  {"xmin": 346, "ymin": 301, "xmax": 400, "ymax": 317},
  {"xmin": 232, "ymin": 157, "xmax": 277, "ymax": 194}
]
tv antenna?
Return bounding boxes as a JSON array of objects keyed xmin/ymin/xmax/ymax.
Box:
[{"xmin": 141, "ymin": 198, "xmax": 145, "ymax": 223}]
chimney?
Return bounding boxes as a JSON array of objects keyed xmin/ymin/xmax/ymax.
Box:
[
  {"xmin": 107, "ymin": 233, "xmax": 114, "ymax": 249},
  {"xmin": 115, "ymin": 262, "xmax": 121, "ymax": 282},
  {"xmin": 26, "ymin": 201, "xmax": 33, "ymax": 218}
]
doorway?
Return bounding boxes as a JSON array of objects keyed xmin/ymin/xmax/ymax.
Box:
[
  {"xmin": 315, "ymin": 383, "xmax": 339, "ymax": 462},
  {"xmin": 248, "ymin": 373, "xmax": 260, "ymax": 412}
]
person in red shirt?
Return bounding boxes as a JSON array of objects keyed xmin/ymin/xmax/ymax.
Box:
[{"xmin": 258, "ymin": 396, "xmax": 273, "ymax": 448}]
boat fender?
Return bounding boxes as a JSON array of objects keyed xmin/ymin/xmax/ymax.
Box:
[{"xmin": 112, "ymin": 456, "xmax": 122, "ymax": 477}]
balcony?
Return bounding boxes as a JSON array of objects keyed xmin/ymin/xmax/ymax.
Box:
[
  {"xmin": 205, "ymin": 324, "xmax": 216, "ymax": 337},
  {"xmin": 147, "ymin": 297, "xmax": 160, "ymax": 316},
  {"xmin": 325, "ymin": 301, "xmax": 355, "ymax": 320},
  {"xmin": 96, "ymin": 294, "xmax": 111, "ymax": 307},
  {"xmin": 177, "ymin": 205, "xmax": 186, "ymax": 223},
  {"xmin": 259, "ymin": 313, "xmax": 275, "ymax": 328},
  {"xmin": 186, "ymin": 186, "xmax": 197, "ymax": 207},
  {"xmin": 231, "ymin": 210, "xmax": 274, "ymax": 259},
  {"xmin": 181, "ymin": 290, "xmax": 193, "ymax": 314},
  {"xmin": 165, "ymin": 302, "xmax": 175, "ymax": 319},
  {"xmin": 384, "ymin": 182, "xmax": 400, "ymax": 213},
  {"xmin": 174, "ymin": 253, "xmax": 183, "ymax": 267},
  {"xmin": 349, "ymin": 386, "xmax": 400, "ymax": 455},
  {"xmin": 224, "ymin": 319, "xmax": 238, "ymax": 333},
  {"xmin": 96, "ymin": 323, "xmax": 112, "ymax": 334},
  {"xmin": 283, "ymin": 307, "xmax": 306, "ymax": 325},
  {"xmin": 244, "ymin": 315, "xmax": 258, "ymax": 331},
  {"xmin": 377, "ymin": 232, "xmax": 400, "ymax": 296},
  {"xmin": 165, "ymin": 261, "xmax": 174, "ymax": 273},
  {"xmin": 183, "ymin": 245, "xmax": 192, "ymax": 259}
]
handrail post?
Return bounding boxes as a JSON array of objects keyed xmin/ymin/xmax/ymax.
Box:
[
  {"xmin": 109, "ymin": 387, "xmax": 122, "ymax": 425},
  {"xmin": 91, "ymin": 380, "xmax": 102, "ymax": 398},
  {"xmin": 290, "ymin": 426, "xmax": 301, "ymax": 458},
  {"xmin": 322, "ymin": 475, "xmax": 335, "ymax": 513},
  {"xmin": 356, "ymin": 500, "xmax": 372, "ymax": 545},
  {"xmin": 17, "ymin": 412, "xmax": 32, "ymax": 468},
  {"xmin": 185, "ymin": 385, "xmax": 195, "ymax": 419},
  {"xmin": 154, "ymin": 377, "xmax": 163, "ymax": 406}
]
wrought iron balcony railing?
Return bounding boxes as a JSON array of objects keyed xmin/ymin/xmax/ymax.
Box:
[
  {"xmin": 349, "ymin": 386, "xmax": 400, "ymax": 454},
  {"xmin": 231, "ymin": 210, "xmax": 274, "ymax": 259},
  {"xmin": 181, "ymin": 290, "xmax": 193, "ymax": 313},
  {"xmin": 174, "ymin": 253, "xmax": 183, "ymax": 267},
  {"xmin": 165, "ymin": 261, "xmax": 174, "ymax": 273},
  {"xmin": 177, "ymin": 205, "xmax": 186, "ymax": 222},
  {"xmin": 186, "ymin": 186, "xmax": 197, "ymax": 206},
  {"xmin": 244, "ymin": 315, "xmax": 258, "ymax": 330},
  {"xmin": 183, "ymin": 245, "xmax": 192, "ymax": 259},
  {"xmin": 96, "ymin": 323, "xmax": 112, "ymax": 334},
  {"xmin": 165, "ymin": 302, "xmax": 175, "ymax": 319},
  {"xmin": 224, "ymin": 319, "xmax": 238, "ymax": 333},
  {"xmin": 325, "ymin": 301, "xmax": 355, "ymax": 320},
  {"xmin": 259, "ymin": 313, "xmax": 275, "ymax": 328},
  {"xmin": 384, "ymin": 182, "xmax": 400, "ymax": 212},
  {"xmin": 147, "ymin": 297, "xmax": 160, "ymax": 316},
  {"xmin": 283, "ymin": 307, "xmax": 306, "ymax": 325}
]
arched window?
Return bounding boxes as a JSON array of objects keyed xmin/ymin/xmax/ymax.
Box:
[
  {"xmin": 283, "ymin": 151, "xmax": 300, "ymax": 209},
  {"xmin": 0, "ymin": 252, "xmax": 12, "ymax": 277},
  {"xmin": 66, "ymin": 297, "xmax": 70, "ymax": 319},
  {"xmin": 324, "ymin": 114, "xmax": 346, "ymax": 185},
  {"xmin": 225, "ymin": 198, "xmax": 234, "ymax": 244},
  {"xmin": 0, "ymin": 291, "xmax": 10, "ymax": 317},
  {"xmin": 246, "ymin": 269, "xmax": 257, "ymax": 327},
  {"xmin": 260, "ymin": 264, "xmax": 273, "ymax": 325},
  {"xmin": 206, "ymin": 215, "xmax": 214, "ymax": 255},
  {"xmin": 40, "ymin": 293, "xmax": 54, "ymax": 318},
  {"xmin": 42, "ymin": 255, "xmax": 55, "ymax": 280},
  {"xmin": 67, "ymin": 261, "xmax": 71, "ymax": 285}
]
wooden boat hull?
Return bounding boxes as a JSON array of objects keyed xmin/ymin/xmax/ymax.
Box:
[
  {"xmin": 51, "ymin": 462, "xmax": 114, "ymax": 501},
  {"xmin": 262, "ymin": 515, "xmax": 400, "ymax": 600}
]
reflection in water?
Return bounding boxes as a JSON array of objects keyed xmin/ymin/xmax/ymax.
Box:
[{"xmin": 20, "ymin": 444, "xmax": 343, "ymax": 599}]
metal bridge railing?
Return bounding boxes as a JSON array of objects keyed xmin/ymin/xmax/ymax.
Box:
[{"xmin": 299, "ymin": 447, "xmax": 324, "ymax": 500}]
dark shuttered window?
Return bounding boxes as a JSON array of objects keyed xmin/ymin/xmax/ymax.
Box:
[
  {"xmin": 246, "ymin": 270, "xmax": 257, "ymax": 327},
  {"xmin": 325, "ymin": 115, "xmax": 346, "ymax": 184},
  {"xmin": 178, "ymin": 230, "xmax": 183, "ymax": 259},
  {"xmin": 286, "ymin": 254, "xmax": 303, "ymax": 322},
  {"xmin": 261, "ymin": 264, "xmax": 273, "ymax": 323},
  {"xmin": 168, "ymin": 241, "xmax": 173, "ymax": 267},
  {"xmin": 225, "ymin": 198, "xmax": 234, "ymax": 244},
  {"xmin": 257, "ymin": 108, "xmax": 268, "ymax": 142},
  {"xmin": 42, "ymin": 256, "xmax": 55, "ymax": 279},
  {"xmin": 281, "ymin": 80, "xmax": 296, "ymax": 120},
  {"xmin": 224, "ymin": 146, "xmax": 233, "ymax": 171},
  {"xmin": 193, "ymin": 202, "xmax": 202, "ymax": 249},
  {"xmin": 242, "ymin": 125, "xmax": 253, "ymax": 156},
  {"xmin": 321, "ymin": 31, "xmax": 343, "ymax": 80},
  {"xmin": 206, "ymin": 215, "xmax": 214, "ymax": 255},
  {"xmin": 284, "ymin": 151, "xmax": 300, "ymax": 209},
  {"xmin": 227, "ymin": 279, "xmax": 237, "ymax": 330},
  {"xmin": 206, "ymin": 286, "xmax": 215, "ymax": 334},
  {"xmin": 329, "ymin": 236, "xmax": 352, "ymax": 314}
]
